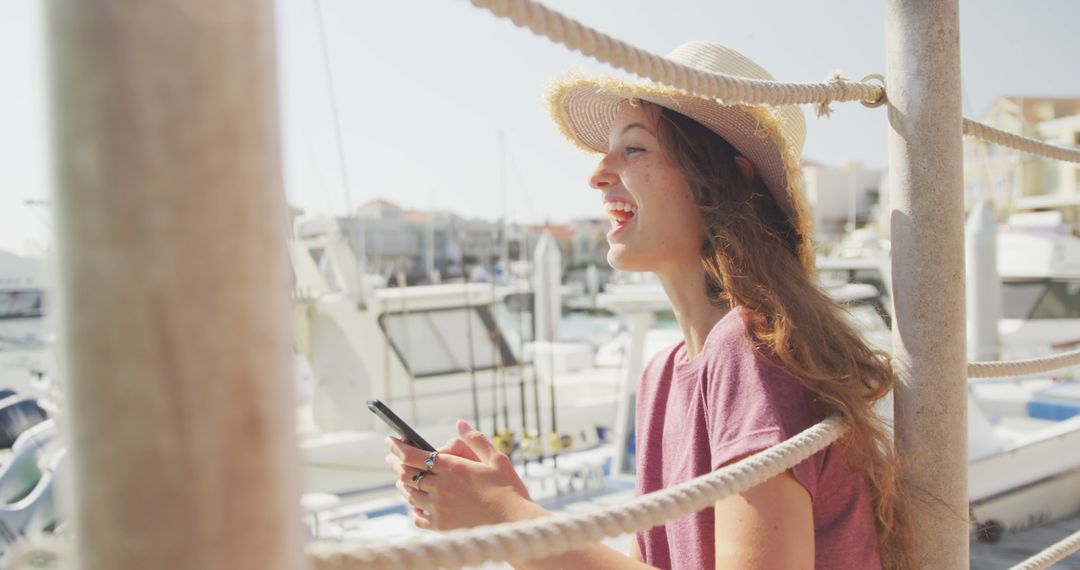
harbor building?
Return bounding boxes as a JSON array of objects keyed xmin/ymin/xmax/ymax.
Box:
[{"xmin": 964, "ymin": 96, "xmax": 1080, "ymax": 230}]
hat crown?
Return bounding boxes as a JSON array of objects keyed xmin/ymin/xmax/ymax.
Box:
[
  {"xmin": 667, "ymin": 41, "xmax": 776, "ymax": 83},
  {"xmin": 665, "ymin": 42, "xmax": 806, "ymax": 157}
]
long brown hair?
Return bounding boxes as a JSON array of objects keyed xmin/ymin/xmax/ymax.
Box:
[{"xmin": 653, "ymin": 103, "xmax": 918, "ymax": 569}]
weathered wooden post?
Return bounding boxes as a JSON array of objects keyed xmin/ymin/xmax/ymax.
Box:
[
  {"xmin": 47, "ymin": 1, "xmax": 305, "ymax": 568},
  {"xmin": 884, "ymin": 0, "xmax": 969, "ymax": 567}
]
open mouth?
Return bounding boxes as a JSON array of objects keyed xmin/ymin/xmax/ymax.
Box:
[{"xmin": 604, "ymin": 201, "xmax": 637, "ymax": 229}]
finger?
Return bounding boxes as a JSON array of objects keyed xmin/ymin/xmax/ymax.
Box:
[
  {"xmin": 386, "ymin": 454, "xmax": 423, "ymax": 481},
  {"xmin": 396, "ymin": 441, "xmax": 476, "ymax": 476},
  {"xmin": 457, "ymin": 419, "xmax": 499, "ymax": 462},
  {"xmin": 396, "ymin": 479, "xmax": 433, "ymax": 512},
  {"xmin": 385, "ymin": 453, "xmax": 405, "ymax": 477},
  {"xmin": 387, "ymin": 436, "xmax": 438, "ymax": 471},
  {"xmin": 412, "ymin": 508, "xmax": 434, "ymax": 530},
  {"xmin": 397, "ymin": 464, "xmax": 427, "ymax": 489},
  {"xmin": 443, "ymin": 437, "xmax": 481, "ymax": 462},
  {"xmin": 395, "ymin": 479, "xmax": 413, "ymax": 504}
]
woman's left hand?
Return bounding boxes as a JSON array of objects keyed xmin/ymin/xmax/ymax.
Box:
[{"xmin": 386, "ymin": 419, "xmax": 534, "ymax": 531}]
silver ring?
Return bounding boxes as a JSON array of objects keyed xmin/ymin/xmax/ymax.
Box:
[
  {"xmin": 411, "ymin": 469, "xmax": 428, "ymax": 491},
  {"xmin": 859, "ymin": 73, "xmax": 887, "ymax": 108},
  {"xmin": 424, "ymin": 451, "xmax": 439, "ymax": 471}
]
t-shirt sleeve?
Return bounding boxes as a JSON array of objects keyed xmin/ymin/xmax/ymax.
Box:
[{"xmin": 703, "ymin": 330, "xmax": 826, "ymax": 502}]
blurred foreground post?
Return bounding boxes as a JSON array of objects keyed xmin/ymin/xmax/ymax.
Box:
[{"xmin": 47, "ymin": 1, "xmax": 305, "ymax": 568}]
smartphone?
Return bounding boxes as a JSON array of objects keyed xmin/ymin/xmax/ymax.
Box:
[{"xmin": 366, "ymin": 399, "xmax": 437, "ymax": 452}]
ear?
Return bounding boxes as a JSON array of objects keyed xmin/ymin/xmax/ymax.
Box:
[{"xmin": 733, "ymin": 155, "xmax": 756, "ymax": 184}]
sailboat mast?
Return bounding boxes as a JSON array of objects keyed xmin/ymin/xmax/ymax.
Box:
[
  {"xmin": 497, "ymin": 133, "xmax": 512, "ymax": 438},
  {"xmin": 499, "ymin": 131, "xmax": 509, "ymax": 278},
  {"xmin": 312, "ymin": 0, "xmax": 364, "ymax": 283}
]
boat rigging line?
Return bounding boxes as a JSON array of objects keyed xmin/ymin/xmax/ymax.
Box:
[
  {"xmin": 514, "ymin": 273, "xmax": 532, "ymax": 471},
  {"xmin": 548, "ymin": 303, "xmax": 559, "ymax": 469},
  {"xmin": 462, "ymin": 280, "xmax": 482, "ymax": 431},
  {"xmin": 489, "ymin": 270, "xmax": 500, "ymax": 440},
  {"xmin": 397, "ymin": 267, "xmax": 419, "ymax": 422}
]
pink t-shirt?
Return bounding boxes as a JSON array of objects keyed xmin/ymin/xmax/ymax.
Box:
[{"xmin": 635, "ymin": 306, "xmax": 882, "ymax": 569}]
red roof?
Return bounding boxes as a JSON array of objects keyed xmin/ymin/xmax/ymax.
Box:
[
  {"xmin": 526, "ymin": 224, "xmax": 576, "ymax": 241},
  {"xmin": 360, "ymin": 198, "xmax": 400, "ymax": 208},
  {"xmin": 401, "ymin": 211, "xmax": 435, "ymax": 224}
]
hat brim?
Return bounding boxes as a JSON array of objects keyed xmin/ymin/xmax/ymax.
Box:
[{"xmin": 545, "ymin": 73, "xmax": 815, "ymax": 271}]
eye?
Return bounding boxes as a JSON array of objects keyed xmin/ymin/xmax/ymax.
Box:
[{"xmin": 624, "ymin": 146, "xmax": 645, "ymax": 156}]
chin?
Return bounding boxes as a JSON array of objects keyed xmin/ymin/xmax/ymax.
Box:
[{"xmin": 606, "ymin": 248, "xmax": 647, "ymax": 273}]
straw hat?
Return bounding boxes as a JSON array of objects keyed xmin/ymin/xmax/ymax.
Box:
[{"xmin": 546, "ymin": 41, "xmax": 815, "ymax": 270}]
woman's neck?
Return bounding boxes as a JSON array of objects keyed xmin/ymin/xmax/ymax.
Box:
[{"xmin": 655, "ymin": 266, "xmax": 730, "ymax": 360}]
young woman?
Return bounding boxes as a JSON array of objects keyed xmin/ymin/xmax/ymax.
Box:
[{"xmin": 385, "ymin": 42, "xmax": 915, "ymax": 569}]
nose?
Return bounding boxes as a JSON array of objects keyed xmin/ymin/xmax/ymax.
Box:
[{"xmin": 589, "ymin": 154, "xmax": 618, "ymax": 190}]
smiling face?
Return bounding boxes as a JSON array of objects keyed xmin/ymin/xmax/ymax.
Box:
[{"xmin": 590, "ymin": 101, "xmax": 705, "ymax": 274}]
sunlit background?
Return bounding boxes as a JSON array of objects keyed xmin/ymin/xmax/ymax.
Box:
[{"xmin": 4, "ymin": 0, "xmax": 1080, "ymax": 254}]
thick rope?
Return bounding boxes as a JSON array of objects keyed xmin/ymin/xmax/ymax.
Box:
[
  {"xmin": 1008, "ymin": 528, "xmax": 1080, "ymax": 570},
  {"xmin": 469, "ymin": 0, "xmax": 884, "ymax": 107},
  {"xmin": 472, "ymin": 0, "xmax": 1080, "ymax": 167},
  {"xmin": 307, "ymin": 416, "xmax": 846, "ymax": 569},
  {"xmin": 968, "ymin": 348, "xmax": 1080, "ymax": 378},
  {"xmin": 965, "ymin": 118, "xmax": 1080, "ymax": 165},
  {"xmin": 12, "ymin": 5, "xmax": 1077, "ymax": 568}
]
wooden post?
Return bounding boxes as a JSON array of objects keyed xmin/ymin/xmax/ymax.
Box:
[
  {"xmin": 47, "ymin": 1, "xmax": 305, "ymax": 568},
  {"xmin": 885, "ymin": 0, "xmax": 969, "ymax": 567}
]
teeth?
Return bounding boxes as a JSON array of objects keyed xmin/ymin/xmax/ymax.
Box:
[
  {"xmin": 603, "ymin": 201, "xmax": 638, "ymax": 214},
  {"xmin": 604, "ymin": 201, "xmax": 637, "ymax": 227}
]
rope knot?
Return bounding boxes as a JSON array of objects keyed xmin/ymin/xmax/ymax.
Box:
[{"xmin": 815, "ymin": 70, "xmax": 851, "ymax": 118}]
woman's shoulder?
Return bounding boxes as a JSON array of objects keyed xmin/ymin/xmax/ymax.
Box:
[
  {"xmin": 642, "ymin": 335, "xmax": 687, "ymax": 377},
  {"xmin": 699, "ymin": 306, "xmax": 759, "ymax": 361},
  {"xmin": 699, "ymin": 307, "xmax": 808, "ymax": 397}
]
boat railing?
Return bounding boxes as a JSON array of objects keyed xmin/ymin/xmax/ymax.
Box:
[{"xmin": 29, "ymin": 0, "xmax": 1080, "ymax": 568}]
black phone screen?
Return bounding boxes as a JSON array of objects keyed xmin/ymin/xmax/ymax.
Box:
[{"xmin": 366, "ymin": 399, "xmax": 437, "ymax": 452}]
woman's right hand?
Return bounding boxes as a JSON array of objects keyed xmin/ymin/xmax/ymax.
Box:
[{"xmin": 386, "ymin": 419, "xmax": 538, "ymax": 531}]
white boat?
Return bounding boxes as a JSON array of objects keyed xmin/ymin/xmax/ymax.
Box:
[
  {"xmin": 996, "ymin": 226, "xmax": 1080, "ymax": 359},
  {"xmin": 0, "ymin": 253, "xmax": 66, "ymax": 559},
  {"xmin": 0, "ymin": 251, "xmax": 51, "ymax": 397},
  {"xmin": 6, "ymin": 224, "xmax": 1073, "ymax": 548},
  {"xmin": 818, "ymin": 227, "xmax": 1080, "ymax": 362},
  {"xmin": 291, "ymin": 233, "xmax": 624, "ymax": 497},
  {"xmin": 817, "ymin": 228, "xmax": 1080, "ymax": 540}
]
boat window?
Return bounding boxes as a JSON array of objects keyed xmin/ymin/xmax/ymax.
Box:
[
  {"xmin": 312, "ymin": 250, "xmax": 343, "ymax": 294},
  {"xmin": 1030, "ymin": 281, "xmax": 1080, "ymax": 319},
  {"xmin": 0, "ymin": 291, "xmax": 44, "ymax": 319},
  {"xmin": 1003, "ymin": 280, "xmax": 1080, "ymax": 319},
  {"xmin": 1002, "ymin": 282, "xmax": 1047, "ymax": 319},
  {"xmin": 380, "ymin": 306, "xmax": 514, "ymax": 378}
]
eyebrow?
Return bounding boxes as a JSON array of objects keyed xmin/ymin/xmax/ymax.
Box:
[{"xmin": 620, "ymin": 122, "xmax": 655, "ymax": 137}]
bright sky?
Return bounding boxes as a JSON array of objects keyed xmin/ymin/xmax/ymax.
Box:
[{"xmin": 3, "ymin": 0, "xmax": 1080, "ymax": 255}]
